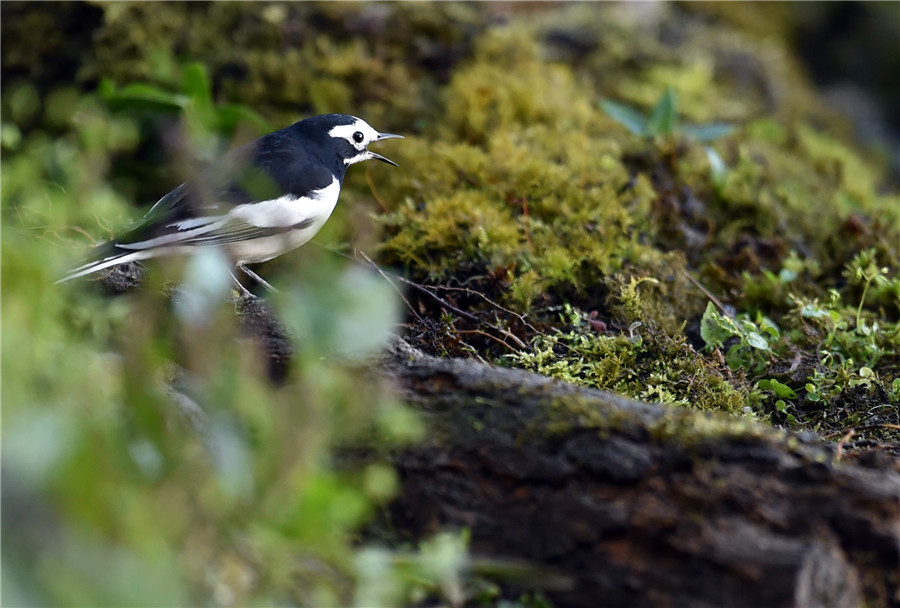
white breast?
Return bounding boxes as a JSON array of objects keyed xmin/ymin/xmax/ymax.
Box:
[
  {"xmin": 229, "ymin": 177, "xmax": 340, "ymax": 228},
  {"xmin": 227, "ymin": 177, "xmax": 342, "ymax": 264}
]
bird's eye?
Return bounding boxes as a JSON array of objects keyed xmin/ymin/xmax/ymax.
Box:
[{"xmin": 352, "ymin": 131, "xmax": 365, "ymax": 144}]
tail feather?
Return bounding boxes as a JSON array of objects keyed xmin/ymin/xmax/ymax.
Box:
[{"xmin": 55, "ymin": 245, "xmax": 149, "ymax": 284}]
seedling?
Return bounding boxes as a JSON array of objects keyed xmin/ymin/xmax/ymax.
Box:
[{"xmin": 600, "ymin": 88, "xmax": 733, "ymax": 188}]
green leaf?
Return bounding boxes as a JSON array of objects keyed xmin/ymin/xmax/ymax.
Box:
[
  {"xmin": 704, "ymin": 146, "xmax": 728, "ymax": 190},
  {"xmin": 681, "ymin": 122, "xmax": 735, "ymax": 142},
  {"xmin": 215, "ymin": 104, "xmax": 271, "ymax": 134},
  {"xmin": 700, "ymin": 302, "xmax": 735, "ymax": 348},
  {"xmin": 745, "ymin": 331, "xmax": 770, "ymax": 350},
  {"xmin": 724, "ymin": 344, "xmax": 750, "ymax": 369},
  {"xmin": 181, "ymin": 62, "xmax": 212, "ymax": 107},
  {"xmin": 756, "ymin": 314, "xmax": 780, "ymax": 338},
  {"xmin": 765, "ymin": 379, "xmax": 796, "ymax": 399},
  {"xmin": 599, "ymin": 98, "xmax": 648, "ymax": 136},
  {"xmin": 647, "ymin": 88, "xmax": 678, "ymax": 135},
  {"xmin": 101, "ymin": 83, "xmax": 188, "ymax": 113},
  {"xmin": 1, "ymin": 122, "xmax": 22, "ymax": 150},
  {"xmin": 778, "ymin": 267, "xmax": 798, "ymax": 283},
  {"xmin": 800, "ymin": 303, "xmax": 830, "ymax": 320},
  {"xmin": 277, "ymin": 265, "xmax": 402, "ymax": 363}
]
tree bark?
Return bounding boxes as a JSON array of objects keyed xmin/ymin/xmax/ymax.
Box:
[{"xmin": 381, "ymin": 340, "xmax": 900, "ymax": 608}]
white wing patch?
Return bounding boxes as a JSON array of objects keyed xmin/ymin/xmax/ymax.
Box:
[
  {"xmin": 116, "ymin": 177, "xmax": 341, "ymax": 263},
  {"xmin": 169, "ymin": 216, "xmax": 221, "ymax": 231}
]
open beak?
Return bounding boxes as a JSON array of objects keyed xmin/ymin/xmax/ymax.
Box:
[{"xmin": 369, "ymin": 132, "xmax": 404, "ymax": 166}]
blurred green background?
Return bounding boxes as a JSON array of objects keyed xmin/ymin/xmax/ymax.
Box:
[{"xmin": 2, "ymin": 2, "xmax": 899, "ymax": 606}]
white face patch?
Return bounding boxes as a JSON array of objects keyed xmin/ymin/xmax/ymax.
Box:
[{"xmin": 328, "ymin": 118, "xmax": 382, "ymax": 164}]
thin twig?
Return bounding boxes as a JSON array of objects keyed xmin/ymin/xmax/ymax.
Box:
[
  {"xmin": 317, "ymin": 243, "xmax": 532, "ymax": 352},
  {"xmin": 392, "ymin": 274, "xmax": 481, "ymax": 322},
  {"xmin": 356, "ymin": 249, "xmax": 423, "ymax": 322},
  {"xmin": 431, "ymin": 284, "xmax": 539, "ymax": 335},
  {"xmin": 823, "ymin": 422, "xmax": 900, "ymax": 440},
  {"xmin": 681, "ymin": 268, "xmax": 731, "ymax": 317},
  {"xmin": 365, "ymin": 168, "xmax": 390, "ymax": 214},
  {"xmin": 394, "ymin": 275, "xmax": 530, "ymax": 350},
  {"xmin": 457, "ymin": 339, "xmax": 489, "ymax": 365},
  {"xmin": 70, "ymin": 225, "xmax": 98, "ymax": 243},
  {"xmin": 457, "ymin": 329, "xmax": 518, "ymax": 353},
  {"xmin": 835, "ymin": 428, "xmax": 855, "ymax": 461}
]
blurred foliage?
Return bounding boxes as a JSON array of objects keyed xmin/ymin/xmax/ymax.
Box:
[
  {"xmin": 2, "ymin": 15, "xmax": 456, "ymax": 605},
  {"xmin": 3, "ymin": 2, "xmax": 900, "ymax": 606}
]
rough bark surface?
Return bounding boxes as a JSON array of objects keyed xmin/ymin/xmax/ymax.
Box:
[{"xmin": 382, "ymin": 341, "xmax": 900, "ymax": 608}]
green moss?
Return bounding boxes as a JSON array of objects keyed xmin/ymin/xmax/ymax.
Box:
[
  {"xmin": 376, "ymin": 29, "xmax": 661, "ymax": 311},
  {"xmin": 9, "ymin": 1, "xmax": 897, "ymax": 432},
  {"xmin": 647, "ymin": 406, "xmax": 777, "ymax": 447},
  {"xmin": 510, "ymin": 305, "xmax": 749, "ymax": 415},
  {"xmin": 365, "ymin": 6, "xmax": 900, "ymax": 438}
]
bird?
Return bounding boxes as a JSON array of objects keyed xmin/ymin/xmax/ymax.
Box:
[{"xmin": 57, "ymin": 113, "xmax": 402, "ymax": 291}]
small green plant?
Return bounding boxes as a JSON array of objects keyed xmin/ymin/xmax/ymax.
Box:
[
  {"xmin": 757, "ymin": 378, "xmax": 797, "ymax": 424},
  {"xmin": 511, "ymin": 304, "xmax": 748, "ymax": 413},
  {"xmin": 699, "ymin": 246, "xmax": 899, "ymax": 429},
  {"xmin": 600, "ymin": 88, "xmax": 733, "ymax": 141},
  {"xmin": 600, "ymin": 88, "xmax": 734, "ymax": 188},
  {"xmin": 99, "ymin": 62, "xmax": 270, "ymax": 158},
  {"xmin": 699, "ymin": 302, "xmax": 778, "ymax": 372},
  {"xmin": 100, "ymin": 62, "xmax": 269, "ymax": 131},
  {"xmin": 842, "ymin": 249, "xmax": 896, "ymax": 334}
]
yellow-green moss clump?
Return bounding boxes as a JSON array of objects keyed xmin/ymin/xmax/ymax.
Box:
[{"xmin": 372, "ymin": 8, "xmax": 898, "ymax": 316}]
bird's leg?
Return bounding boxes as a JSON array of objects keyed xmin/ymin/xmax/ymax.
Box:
[
  {"xmin": 230, "ymin": 271, "xmax": 256, "ymax": 298},
  {"xmin": 237, "ymin": 263, "xmax": 278, "ymax": 293}
]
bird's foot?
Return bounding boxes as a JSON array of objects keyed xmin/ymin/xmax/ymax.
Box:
[
  {"xmin": 237, "ymin": 264, "xmax": 278, "ymax": 293},
  {"xmin": 230, "ymin": 272, "xmax": 257, "ymax": 299}
]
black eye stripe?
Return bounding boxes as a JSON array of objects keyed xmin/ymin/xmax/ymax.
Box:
[{"xmin": 352, "ymin": 131, "xmax": 364, "ymax": 143}]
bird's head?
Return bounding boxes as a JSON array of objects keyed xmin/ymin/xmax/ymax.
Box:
[{"xmin": 306, "ymin": 114, "xmax": 403, "ymax": 167}]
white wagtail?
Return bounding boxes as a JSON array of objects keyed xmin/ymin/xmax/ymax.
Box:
[{"xmin": 57, "ymin": 114, "xmax": 402, "ymax": 290}]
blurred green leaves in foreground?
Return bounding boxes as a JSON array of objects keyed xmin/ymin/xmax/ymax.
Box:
[{"xmin": 1, "ymin": 61, "xmax": 465, "ymax": 606}]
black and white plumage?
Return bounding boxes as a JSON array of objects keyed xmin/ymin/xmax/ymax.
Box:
[{"xmin": 58, "ymin": 114, "xmax": 402, "ymax": 285}]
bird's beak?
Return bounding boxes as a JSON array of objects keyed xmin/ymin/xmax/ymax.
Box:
[{"xmin": 369, "ymin": 133, "xmax": 404, "ymax": 166}]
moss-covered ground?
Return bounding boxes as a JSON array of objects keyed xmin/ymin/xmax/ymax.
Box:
[
  {"xmin": 6, "ymin": 0, "xmax": 898, "ymax": 447},
  {"xmin": 364, "ymin": 5, "xmax": 899, "ymax": 445},
  {"xmin": 3, "ymin": 2, "xmax": 898, "ymax": 605}
]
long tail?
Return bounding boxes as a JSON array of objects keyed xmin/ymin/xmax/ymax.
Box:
[{"xmin": 55, "ymin": 244, "xmax": 151, "ymax": 284}]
